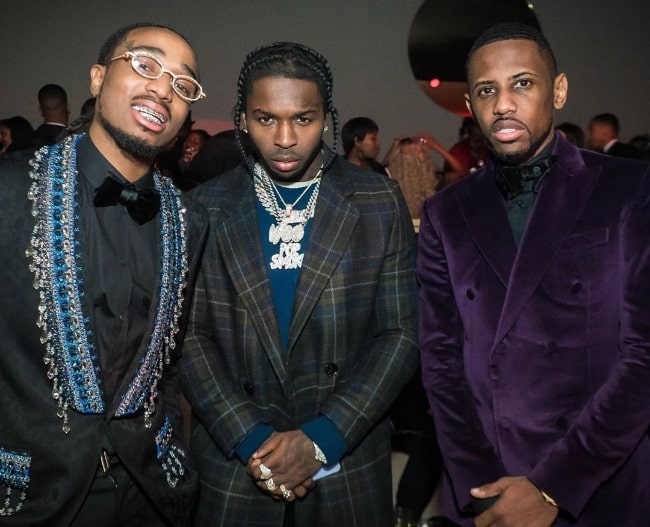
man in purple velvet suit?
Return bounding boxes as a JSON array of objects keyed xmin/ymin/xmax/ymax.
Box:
[{"xmin": 418, "ymin": 22, "xmax": 650, "ymax": 527}]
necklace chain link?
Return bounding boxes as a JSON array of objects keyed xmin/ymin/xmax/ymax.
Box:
[{"xmin": 253, "ymin": 161, "xmax": 323, "ymax": 246}]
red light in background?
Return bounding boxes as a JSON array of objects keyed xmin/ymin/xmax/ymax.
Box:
[{"xmin": 429, "ymin": 78, "xmax": 441, "ymax": 88}]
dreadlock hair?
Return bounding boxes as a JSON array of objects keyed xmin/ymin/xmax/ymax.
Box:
[
  {"xmin": 96, "ymin": 22, "xmax": 195, "ymax": 73},
  {"xmin": 233, "ymin": 42, "xmax": 339, "ymax": 175},
  {"xmin": 466, "ymin": 22, "xmax": 558, "ymax": 82}
]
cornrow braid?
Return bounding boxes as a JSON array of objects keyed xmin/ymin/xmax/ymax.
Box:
[{"xmin": 233, "ymin": 42, "xmax": 339, "ymax": 176}]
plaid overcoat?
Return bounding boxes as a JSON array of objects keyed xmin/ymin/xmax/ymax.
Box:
[{"xmin": 180, "ymin": 155, "xmax": 419, "ymax": 526}]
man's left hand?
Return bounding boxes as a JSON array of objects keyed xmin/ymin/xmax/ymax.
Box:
[
  {"xmin": 247, "ymin": 430, "xmax": 321, "ymax": 499},
  {"xmin": 471, "ymin": 476, "xmax": 559, "ymax": 527}
]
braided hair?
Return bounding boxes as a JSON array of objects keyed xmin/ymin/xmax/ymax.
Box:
[{"xmin": 233, "ymin": 42, "xmax": 339, "ymax": 175}]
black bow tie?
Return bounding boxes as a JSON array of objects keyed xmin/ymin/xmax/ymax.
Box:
[
  {"xmin": 495, "ymin": 156, "xmax": 555, "ymax": 200},
  {"xmin": 93, "ymin": 176, "xmax": 160, "ymax": 224}
]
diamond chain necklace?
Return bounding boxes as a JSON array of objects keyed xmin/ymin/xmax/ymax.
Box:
[{"xmin": 253, "ymin": 158, "xmax": 323, "ymax": 244}]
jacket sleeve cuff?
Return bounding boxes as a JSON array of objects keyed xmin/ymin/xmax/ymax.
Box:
[{"xmin": 235, "ymin": 423, "xmax": 274, "ymax": 463}]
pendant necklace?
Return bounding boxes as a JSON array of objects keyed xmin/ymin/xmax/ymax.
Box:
[{"xmin": 253, "ymin": 157, "xmax": 324, "ymax": 245}]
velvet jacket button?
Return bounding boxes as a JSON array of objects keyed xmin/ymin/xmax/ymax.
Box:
[{"xmin": 243, "ymin": 382, "xmax": 254, "ymax": 395}]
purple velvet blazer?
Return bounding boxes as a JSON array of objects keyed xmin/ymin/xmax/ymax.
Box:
[{"xmin": 418, "ymin": 133, "xmax": 650, "ymax": 526}]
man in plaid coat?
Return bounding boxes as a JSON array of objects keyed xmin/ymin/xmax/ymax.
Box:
[{"xmin": 179, "ymin": 42, "xmax": 419, "ymax": 526}]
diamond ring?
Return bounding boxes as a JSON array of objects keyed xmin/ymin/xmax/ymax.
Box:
[
  {"xmin": 279, "ymin": 484, "xmax": 292, "ymax": 501},
  {"xmin": 259, "ymin": 463, "xmax": 272, "ymax": 480},
  {"xmin": 265, "ymin": 477, "xmax": 277, "ymax": 492}
]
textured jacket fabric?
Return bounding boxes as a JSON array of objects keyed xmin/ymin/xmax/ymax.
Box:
[
  {"xmin": 181, "ymin": 155, "xmax": 419, "ymax": 526},
  {"xmin": 0, "ymin": 148, "xmax": 207, "ymax": 526},
  {"xmin": 418, "ymin": 133, "xmax": 650, "ymax": 525}
]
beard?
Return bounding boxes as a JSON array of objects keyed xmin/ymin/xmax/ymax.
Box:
[{"xmin": 96, "ymin": 111, "xmax": 167, "ymax": 161}]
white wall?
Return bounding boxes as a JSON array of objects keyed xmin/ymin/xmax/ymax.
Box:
[{"xmin": 1, "ymin": 0, "xmax": 647, "ymax": 158}]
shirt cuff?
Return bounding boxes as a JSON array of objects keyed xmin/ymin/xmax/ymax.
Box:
[
  {"xmin": 300, "ymin": 416, "xmax": 347, "ymax": 464},
  {"xmin": 235, "ymin": 423, "xmax": 274, "ymax": 463}
]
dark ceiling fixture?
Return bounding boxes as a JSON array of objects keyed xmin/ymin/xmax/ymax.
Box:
[{"xmin": 408, "ymin": 0, "xmax": 541, "ymax": 115}]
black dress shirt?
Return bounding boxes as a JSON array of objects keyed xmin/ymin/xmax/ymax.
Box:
[
  {"xmin": 76, "ymin": 136, "xmax": 159, "ymax": 403},
  {"xmin": 497, "ymin": 138, "xmax": 555, "ymax": 246}
]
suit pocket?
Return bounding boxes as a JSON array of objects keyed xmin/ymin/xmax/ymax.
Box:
[
  {"xmin": 542, "ymin": 227, "xmax": 610, "ymax": 308},
  {"xmin": 562, "ymin": 227, "xmax": 609, "ymax": 252},
  {"xmin": 0, "ymin": 446, "xmax": 31, "ymax": 516}
]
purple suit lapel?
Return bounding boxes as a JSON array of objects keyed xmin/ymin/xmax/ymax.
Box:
[
  {"xmin": 495, "ymin": 137, "xmax": 602, "ymax": 344},
  {"xmin": 456, "ymin": 168, "xmax": 516, "ymax": 289}
]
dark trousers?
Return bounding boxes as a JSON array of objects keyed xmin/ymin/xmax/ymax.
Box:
[
  {"xmin": 283, "ymin": 502, "xmax": 295, "ymax": 527},
  {"xmin": 392, "ymin": 432, "xmax": 443, "ymax": 519},
  {"xmin": 71, "ymin": 459, "xmax": 169, "ymax": 527}
]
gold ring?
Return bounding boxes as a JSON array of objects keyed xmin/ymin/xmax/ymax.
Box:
[
  {"xmin": 265, "ymin": 477, "xmax": 277, "ymax": 492},
  {"xmin": 280, "ymin": 484, "xmax": 292, "ymax": 500},
  {"xmin": 259, "ymin": 463, "xmax": 272, "ymax": 480}
]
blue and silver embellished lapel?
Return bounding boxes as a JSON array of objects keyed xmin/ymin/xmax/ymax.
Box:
[{"xmin": 27, "ymin": 134, "xmax": 188, "ymax": 433}]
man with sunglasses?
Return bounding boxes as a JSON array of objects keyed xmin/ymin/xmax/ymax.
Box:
[{"xmin": 0, "ymin": 22, "xmax": 207, "ymax": 526}]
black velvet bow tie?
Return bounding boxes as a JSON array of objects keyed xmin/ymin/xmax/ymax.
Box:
[
  {"xmin": 93, "ymin": 176, "xmax": 160, "ymax": 224},
  {"xmin": 495, "ymin": 156, "xmax": 555, "ymax": 200}
]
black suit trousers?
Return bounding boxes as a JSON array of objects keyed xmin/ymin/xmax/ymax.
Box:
[{"xmin": 70, "ymin": 462, "xmax": 170, "ymax": 527}]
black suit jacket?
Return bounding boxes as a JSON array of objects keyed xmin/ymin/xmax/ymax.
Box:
[
  {"xmin": 0, "ymin": 148, "xmax": 207, "ymax": 526},
  {"xmin": 607, "ymin": 140, "xmax": 642, "ymax": 160},
  {"xmin": 32, "ymin": 123, "xmax": 66, "ymax": 148}
]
